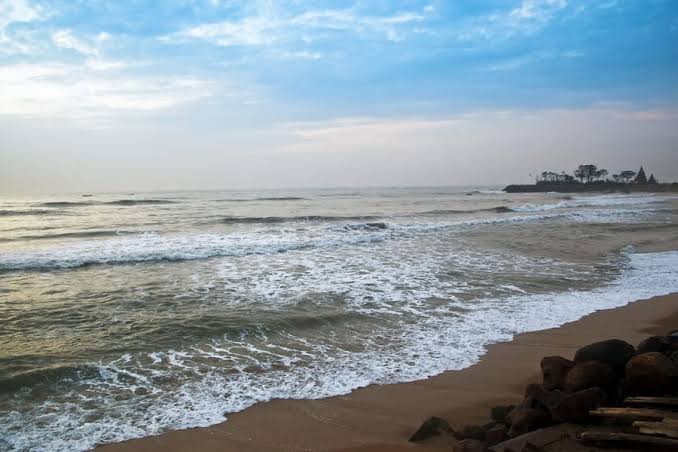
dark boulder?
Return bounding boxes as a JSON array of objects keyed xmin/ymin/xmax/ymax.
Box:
[
  {"xmin": 524, "ymin": 384, "xmax": 605, "ymax": 423},
  {"xmin": 540, "ymin": 356, "xmax": 574, "ymax": 390},
  {"xmin": 455, "ymin": 424, "xmax": 486, "ymax": 441},
  {"xmin": 637, "ymin": 336, "xmax": 673, "ymax": 354},
  {"xmin": 670, "ymin": 351, "xmax": 678, "ymax": 367},
  {"xmin": 573, "ymin": 339, "xmax": 635, "ymax": 376},
  {"xmin": 624, "ymin": 352, "xmax": 678, "ymax": 396},
  {"xmin": 508, "ymin": 407, "xmax": 551, "ymax": 437},
  {"xmin": 453, "ymin": 439, "xmax": 488, "ymax": 452},
  {"xmin": 491, "ymin": 404, "xmax": 516, "ymax": 424},
  {"xmin": 409, "ymin": 416, "xmax": 452, "ymax": 442},
  {"xmin": 564, "ymin": 361, "xmax": 617, "ymax": 399},
  {"xmin": 485, "ymin": 424, "xmax": 508, "ymax": 446}
]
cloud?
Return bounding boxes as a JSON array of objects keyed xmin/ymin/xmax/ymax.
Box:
[
  {"xmin": 0, "ymin": 0, "xmax": 45, "ymax": 54},
  {"xmin": 461, "ymin": 0, "xmax": 569, "ymax": 42},
  {"xmin": 169, "ymin": 6, "xmax": 429, "ymax": 47},
  {"xmin": 52, "ymin": 29, "xmax": 99, "ymax": 56},
  {"xmin": 0, "ymin": 63, "xmax": 214, "ymax": 123},
  {"xmin": 274, "ymin": 105, "xmax": 678, "ymax": 156}
]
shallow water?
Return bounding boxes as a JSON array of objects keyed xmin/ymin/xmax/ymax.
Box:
[{"xmin": 1, "ymin": 187, "xmax": 678, "ymax": 451}]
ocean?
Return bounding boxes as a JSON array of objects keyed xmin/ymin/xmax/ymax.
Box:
[{"xmin": 1, "ymin": 187, "xmax": 677, "ymax": 451}]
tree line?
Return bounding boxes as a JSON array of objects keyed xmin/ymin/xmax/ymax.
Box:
[{"xmin": 536, "ymin": 165, "xmax": 655, "ymax": 185}]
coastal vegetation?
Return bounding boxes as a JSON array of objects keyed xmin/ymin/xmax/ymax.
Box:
[{"xmin": 505, "ymin": 164, "xmax": 677, "ymax": 193}]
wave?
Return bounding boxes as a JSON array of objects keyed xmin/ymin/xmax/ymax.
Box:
[
  {"xmin": 420, "ymin": 206, "xmax": 513, "ymax": 215},
  {"xmin": 104, "ymin": 199, "xmax": 176, "ymax": 206},
  {"xmin": 39, "ymin": 201, "xmax": 93, "ymax": 207},
  {"xmin": 221, "ymin": 214, "xmax": 381, "ymax": 224},
  {"xmin": 0, "ymin": 213, "xmax": 568, "ymax": 272},
  {"xmin": 38, "ymin": 199, "xmax": 176, "ymax": 208},
  {"xmin": 0, "ymin": 230, "xmax": 388, "ymax": 271},
  {"xmin": 10, "ymin": 230, "xmax": 145, "ymax": 242},
  {"xmin": 513, "ymin": 194, "xmax": 672, "ymax": 212},
  {"xmin": 216, "ymin": 197, "xmax": 307, "ymax": 203},
  {"xmin": 0, "ymin": 209, "xmax": 63, "ymax": 217},
  {"xmin": 0, "ymin": 364, "xmax": 100, "ymax": 393}
]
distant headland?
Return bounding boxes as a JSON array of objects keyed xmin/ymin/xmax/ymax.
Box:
[{"xmin": 504, "ymin": 164, "xmax": 678, "ymax": 193}]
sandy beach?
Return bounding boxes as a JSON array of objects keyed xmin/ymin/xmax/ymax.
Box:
[{"xmin": 98, "ymin": 292, "xmax": 678, "ymax": 452}]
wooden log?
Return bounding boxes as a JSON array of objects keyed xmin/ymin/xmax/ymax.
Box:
[
  {"xmin": 633, "ymin": 421, "xmax": 678, "ymax": 439},
  {"xmin": 624, "ymin": 396, "xmax": 678, "ymax": 408},
  {"xmin": 589, "ymin": 407, "xmax": 678, "ymax": 422},
  {"xmin": 580, "ymin": 431, "xmax": 678, "ymax": 448}
]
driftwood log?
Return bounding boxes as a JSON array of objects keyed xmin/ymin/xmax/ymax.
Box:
[
  {"xmin": 624, "ymin": 396, "xmax": 678, "ymax": 408},
  {"xmin": 633, "ymin": 420, "xmax": 678, "ymax": 439},
  {"xmin": 579, "ymin": 431, "xmax": 678, "ymax": 448},
  {"xmin": 588, "ymin": 407, "xmax": 678, "ymax": 422}
]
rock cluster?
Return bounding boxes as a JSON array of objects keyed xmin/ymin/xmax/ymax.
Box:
[{"xmin": 409, "ymin": 333, "xmax": 678, "ymax": 451}]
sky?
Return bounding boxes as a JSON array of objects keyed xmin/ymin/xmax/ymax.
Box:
[{"xmin": 1, "ymin": 0, "xmax": 677, "ymax": 192}]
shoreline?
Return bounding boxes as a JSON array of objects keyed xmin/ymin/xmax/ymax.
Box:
[{"xmin": 99, "ymin": 292, "xmax": 678, "ymax": 452}]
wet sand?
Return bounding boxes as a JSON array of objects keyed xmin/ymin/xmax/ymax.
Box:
[{"xmin": 99, "ymin": 293, "xmax": 678, "ymax": 452}]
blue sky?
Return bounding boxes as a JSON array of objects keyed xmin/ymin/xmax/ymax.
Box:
[{"xmin": 1, "ymin": 0, "xmax": 678, "ymax": 191}]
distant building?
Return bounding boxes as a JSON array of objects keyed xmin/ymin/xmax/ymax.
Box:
[
  {"xmin": 634, "ymin": 166, "xmax": 648, "ymax": 184},
  {"xmin": 648, "ymin": 173, "xmax": 658, "ymax": 184}
]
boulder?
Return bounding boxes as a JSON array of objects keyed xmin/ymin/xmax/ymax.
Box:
[
  {"xmin": 564, "ymin": 361, "xmax": 617, "ymax": 399},
  {"xmin": 524, "ymin": 384, "xmax": 605, "ymax": 423},
  {"xmin": 454, "ymin": 438, "xmax": 488, "ymax": 452},
  {"xmin": 491, "ymin": 405, "xmax": 516, "ymax": 424},
  {"xmin": 573, "ymin": 339, "xmax": 635, "ymax": 376},
  {"xmin": 548, "ymin": 388, "xmax": 605, "ymax": 423},
  {"xmin": 455, "ymin": 424, "xmax": 487, "ymax": 441},
  {"xmin": 409, "ymin": 416, "xmax": 452, "ymax": 442},
  {"xmin": 485, "ymin": 424, "xmax": 508, "ymax": 446},
  {"xmin": 507, "ymin": 407, "xmax": 551, "ymax": 437},
  {"xmin": 540, "ymin": 356, "xmax": 574, "ymax": 390},
  {"xmin": 636, "ymin": 336, "xmax": 673, "ymax": 355},
  {"xmin": 670, "ymin": 351, "xmax": 678, "ymax": 367},
  {"xmin": 624, "ymin": 352, "xmax": 677, "ymax": 396}
]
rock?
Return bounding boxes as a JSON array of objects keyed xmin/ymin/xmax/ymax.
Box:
[
  {"xmin": 624, "ymin": 352, "xmax": 677, "ymax": 396},
  {"xmin": 564, "ymin": 361, "xmax": 617, "ymax": 399},
  {"xmin": 574, "ymin": 339, "xmax": 635, "ymax": 376},
  {"xmin": 524, "ymin": 384, "xmax": 605, "ymax": 423},
  {"xmin": 637, "ymin": 336, "xmax": 673, "ymax": 354},
  {"xmin": 491, "ymin": 405, "xmax": 516, "ymax": 424},
  {"xmin": 540, "ymin": 356, "xmax": 574, "ymax": 390},
  {"xmin": 548, "ymin": 388, "xmax": 606, "ymax": 423},
  {"xmin": 455, "ymin": 424, "xmax": 486, "ymax": 441},
  {"xmin": 507, "ymin": 407, "xmax": 551, "ymax": 437},
  {"xmin": 454, "ymin": 439, "xmax": 488, "ymax": 452},
  {"xmin": 670, "ymin": 351, "xmax": 678, "ymax": 367},
  {"xmin": 486, "ymin": 424, "xmax": 508, "ymax": 446},
  {"xmin": 409, "ymin": 416, "xmax": 452, "ymax": 442}
]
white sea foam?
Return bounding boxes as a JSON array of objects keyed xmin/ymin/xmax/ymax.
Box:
[
  {"xmin": 3, "ymin": 250, "xmax": 678, "ymax": 451},
  {"xmin": 0, "ymin": 209, "xmax": 638, "ymax": 271},
  {"xmin": 512, "ymin": 193, "xmax": 673, "ymax": 212}
]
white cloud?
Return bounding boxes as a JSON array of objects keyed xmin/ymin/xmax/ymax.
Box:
[
  {"xmin": 461, "ymin": 0, "xmax": 568, "ymax": 42},
  {"xmin": 0, "ymin": 0, "xmax": 45, "ymax": 54},
  {"xmin": 52, "ymin": 29, "xmax": 99, "ymax": 56},
  {"xmin": 0, "ymin": 63, "xmax": 214, "ymax": 122},
  {"xmin": 170, "ymin": 6, "xmax": 429, "ymax": 47},
  {"xmin": 0, "ymin": 0, "xmax": 41, "ymax": 28}
]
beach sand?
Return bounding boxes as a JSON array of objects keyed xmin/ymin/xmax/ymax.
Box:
[{"xmin": 98, "ymin": 293, "xmax": 678, "ymax": 452}]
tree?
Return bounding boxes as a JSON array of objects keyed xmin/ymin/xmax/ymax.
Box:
[
  {"xmin": 618, "ymin": 170, "xmax": 636, "ymax": 183},
  {"xmin": 574, "ymin": 164, "xmax": 599, "ymax": 183},
  {"xmin": 648, "ymin": 174, "xmax": 658, "ymax": 184},
  {"xmin": 595, "ymin": 169, "xmax": 609, "ymax": 181}
]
